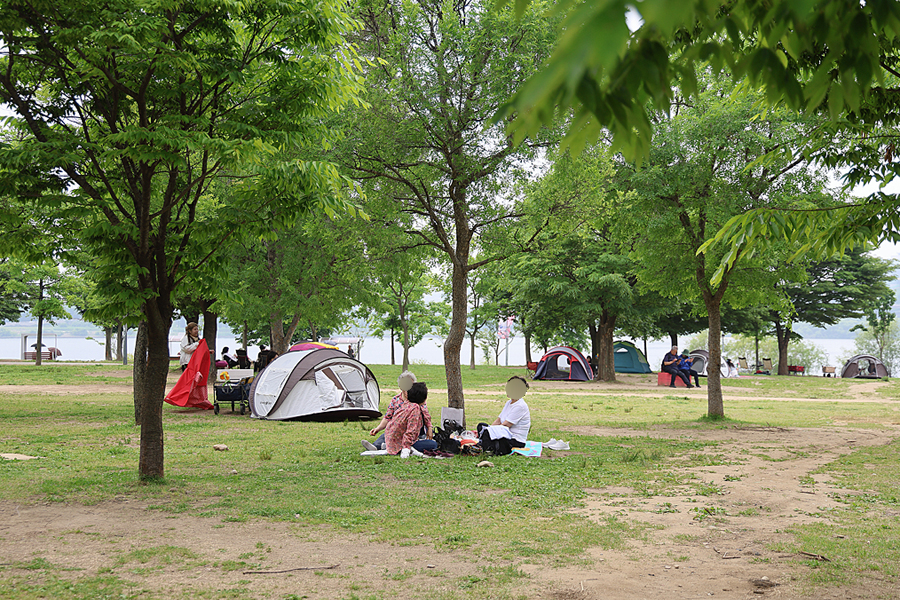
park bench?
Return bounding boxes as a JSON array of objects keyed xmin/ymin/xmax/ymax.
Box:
[{"xmin": 788, "ymin": 365, "xmax": 805, "ymax": 375}]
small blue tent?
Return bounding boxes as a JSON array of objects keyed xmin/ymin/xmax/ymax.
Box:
[{"xmin": 613, "ymin": 340, "xmax": 652, "ymax": 373}]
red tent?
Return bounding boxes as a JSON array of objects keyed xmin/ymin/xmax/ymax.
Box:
[{"xmin": 165, "ymin": 339, "xmax": 213, "ymax": 410}]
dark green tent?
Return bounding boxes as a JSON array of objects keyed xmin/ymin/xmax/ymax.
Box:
[{"xmin": 613, "ymin": 340, "xmax": 652, "ymax": 373}]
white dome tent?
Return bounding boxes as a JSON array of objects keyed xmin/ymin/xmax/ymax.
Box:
[{"xmin": 249, "ymin": 348, "xmax": 381, "ymax": 421}]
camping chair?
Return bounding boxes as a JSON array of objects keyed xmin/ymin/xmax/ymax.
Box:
[
  {"xmin": 738, "ymin": 357, "xmax": 749, "ymax": 372},
  {"xmin": 235, "ymin": 349, "xmax": 251, "ymax": 369},
  {"xmin": 760, "ymin": 358, "xmax": 773, "ymax": 375}
]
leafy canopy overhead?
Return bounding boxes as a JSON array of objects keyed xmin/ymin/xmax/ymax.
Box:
[
  {"xmin": 498, "ymin": 0, "xmax": 900, "ymax": 160},
  {"xmin": 498, "ymin": 0, "xmax": 900, "ymax": 281}
]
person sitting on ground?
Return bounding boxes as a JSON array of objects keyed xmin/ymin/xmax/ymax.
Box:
[
  {"xmin": 221, "ymin": 346, "xmax": 238, "ymax": 368},
  {"xmin": 384, "ymin": 382, "xmax": 436, "ymax": 457},
  {"xmin": 477, "ymin": 376, "xmax": 532, "ymax": 455},
  {"xmin": 363, "ymin": 370, "xmax": 417, "ymax": 451},
  {"xmin": 235, "ymin": 348, "xmax": 251, "ymax": 369},
  {"xmin": 662, "ymin": 345, "xmax": 693, "ymax": 388},
  {"xmin": 725, "ymin": 358, "xmax": 739, "ymax": 378},
  {"xmin": 679, "ymin": 350, "xmax": 701, "ymax": 387}
]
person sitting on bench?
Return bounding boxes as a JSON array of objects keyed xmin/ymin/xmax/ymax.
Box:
[{"xmin": 662, "ymin": 345, "xmax": 693, "ymax": 388}]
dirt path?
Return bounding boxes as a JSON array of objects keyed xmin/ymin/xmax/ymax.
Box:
[
  {"xmin": 3, "ymin": 424, "xmax": 899, "ymax": 599},
  {"xmin": 2, "ymin": 377, "xmax": 900, "ymax": 598}
]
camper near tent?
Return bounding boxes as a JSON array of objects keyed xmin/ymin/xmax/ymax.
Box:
[
  {"xmin": 249, "ymin": 348, "xmax": 381, "ymax": 421},
  {"xmin": 533, "ymin": 346, "xmax": 594, "ymax": 381}
]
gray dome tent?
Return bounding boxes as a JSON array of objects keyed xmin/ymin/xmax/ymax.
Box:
[
  {"xmin": 249, "ymin": 348, "xmax": 381, "ymax": 420},
  {"xmin": 841, "ymin": 354, "xmax": 890, "ymax": 379},
  {"xmin": 533, "ymin": 346, "xmax": 594, "ymax": 381}
]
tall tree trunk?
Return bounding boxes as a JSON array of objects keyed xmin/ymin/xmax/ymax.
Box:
[
  {"xmin": 116, "ymin": 324, "xmax": 125, "ymax": 361},
  {"xmin": 401, "ymin": 301, "xmax": 410, "ymax": 371},
  {"xmin": 588, "ymin": 322, "xmax": 600, "ymax": 380},
  {"xmin": 470, "ymin": 332, "xmax": 477, "ymax": 369},
  {"xmin": 705, "ymin": 295, "xmax": 725, "ymax": 418},
  {"xmin": 774, "ymin": 321, "xmax": 790, "ymax": 375},
  {"xmin": 35, "ymin": 315, "xmax": 43, "ymax": 366},
  {"xmin": 133, "ymin": 320, "xmax": 149, "ymax": 425},
  {"xmin": 242, "ymin": 320, "xmax": 249, "ymax": 350},
  {"xmin": 201, "ymin": 302, "xmax": 218, "ymax": 382},
  {"xmin": 523, "ymin": 315, "xmax": 532, "ymax": 364},
  {"xmin": 669, "ymin": 332, "xmax": 678, "ymax": 347},
  {"xmin": 597, "ymin": 312, "xmax": 617, "ymax": 382},
  {"xmin": 390, "ymin": 327, "xmax": 395, "ymax": 365},
  {"xmin": 138, "ymin": 299, "xmax": 173, "ymax": 480},
  {"xmin": 445, "ymin": 258, "xmax": 468, "ymax": 410},
  {"xmin": 105, "ymin": 326, "xmax": 114, "ymax": 361}
]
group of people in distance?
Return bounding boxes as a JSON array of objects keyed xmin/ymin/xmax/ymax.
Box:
[
  {"xmin": 362, "ymin": 370, "xmax": 532, "ymax": 457},
  {"xmin": 179, "ymin": 322, "xmax": 277, "ymax": 373},
  {"xmin": 662, "ymin": 345, "xmax": 742, "ymax": 387}
]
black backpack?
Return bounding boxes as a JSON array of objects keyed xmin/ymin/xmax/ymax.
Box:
[{"xmin": 434, "ymin": 419, "xmax": 464, "ymax": 454}]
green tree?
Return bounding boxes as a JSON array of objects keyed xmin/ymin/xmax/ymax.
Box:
[
  {"xmin": 345, "ymin": 0, "xmax": 559, "ymax": 411},
  {"xmin": 851, "ymin": 288, "xmax": 898, "ymax": 368},
  {"xmin": 0, "ymin": 258, "xmax": 79, "ymax": 364},
  {"xmin": 0, "ymin": 1, "xmax": 365, "ymax": 478},
  {"xmin": 498, "ymin": 0, "xmax": 900, "ymax": 289},
  {"xmin": 217, "ymin": 212, "xmax": 366, "ymax": 356},
  {"xmin": 853, "ymin": 321, "xmax": 900, "ymax": 375},
  {"xmin": 625, "ymin": 78, "xmax": 826, "ymax": 416},
  {"xmin": 764, "ymin": 250, "xmax": 896, "ymax": 374}
]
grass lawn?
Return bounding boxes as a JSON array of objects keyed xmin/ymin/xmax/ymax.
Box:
[{"xmin": 1, "ymin": 362, "xmax": 899, "ymax": 599}]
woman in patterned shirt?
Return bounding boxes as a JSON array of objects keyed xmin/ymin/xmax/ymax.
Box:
[
  {"xmin": 362, "ymin": 370, "xmax": 416, "ymax": 451},
  {"xmin": 385, "ymin": 382, "xmax": 436, "ymax": 457}
]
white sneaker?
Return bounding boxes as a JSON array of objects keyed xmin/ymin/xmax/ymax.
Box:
[
  {"xmin": 542, "ymin": 438, "xmax": 558, "ymax": 448},
  {"xmin": 361, "ymin": 440, "xmax": 377, "ymax": 451},
  {"xmin": 548, "ymin": 440, "xmax": 570, "ymax": 450}
]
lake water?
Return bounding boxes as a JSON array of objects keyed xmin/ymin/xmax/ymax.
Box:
[{"xmin": 0, "ymin": 334, "xmax": 858, "ymax": 374}]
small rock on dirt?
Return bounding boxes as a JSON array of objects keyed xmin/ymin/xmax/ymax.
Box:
[{"xmin": 213, "ymin": 444, "xmax": 228, "ymax": 451}]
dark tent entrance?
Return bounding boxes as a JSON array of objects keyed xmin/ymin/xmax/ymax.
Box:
[
  {"xmin": 533, "ymin": 346, "xmax": 594, "ymax": 381},
  {"xmin": 841, "ymin": 354, "xmax": 890, "ymax": 379}
]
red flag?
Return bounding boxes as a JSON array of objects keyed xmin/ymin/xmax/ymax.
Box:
[{"xmin": 165, "ymin": 339, "xmax": 213, "ymax": 410}]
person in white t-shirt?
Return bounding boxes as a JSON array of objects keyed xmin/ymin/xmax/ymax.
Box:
[{"xmin": 477, "ymin": 376, "xmax": 532, "ymax": 455}]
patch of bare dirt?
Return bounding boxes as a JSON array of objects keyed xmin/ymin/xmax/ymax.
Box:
[{"xmin": 3, "ymin": 376, "xmax": 900, "ymax": 598}]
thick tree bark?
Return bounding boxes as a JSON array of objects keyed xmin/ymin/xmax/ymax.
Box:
[
  {"xmin": 445, "ymin": 258, "xmax": 468, "ymax": 410},
  {"xmin": 596, "ymin": 312, "xmax": 617, "ymax": 382},
  {"xmin": 401, "ymin": 300, "xmax": 410, "ymax": 371},
  {"xmin": 390, "ymin": 328, "xmax": 395, "ymax": 365},
  {"xmin": 774, "ymin": 322, "xmax": 790, "ymax": 375},
  {"xmin": 133, "ymin": 320, "xmax": 149, "ymax": 425},
  {"xmin": 669, "ymin": 332, "xmax": 678, "ymax": 347},
  {"xmin": 201, "ymin": 302, "xmax": 218, "ymax": 382},
  {"xmin": 104, "ymin": 326, "xmax": 114, "ymax": 361},
  {"xmin": 137, "ymin": 299, "xmax": 173, "ymax": 480},
  {"xmin": 704, "ymin": 294, "xmax": 725, "ymax": 418}
]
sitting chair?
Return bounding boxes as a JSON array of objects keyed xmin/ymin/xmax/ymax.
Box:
[
  {"xmin": 738, "ymin": 357, "xmax": 749, "ymax": 372},
  {"xmin": 760, "ymin": 357, "xmax": 774, "ymax": 374}
]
